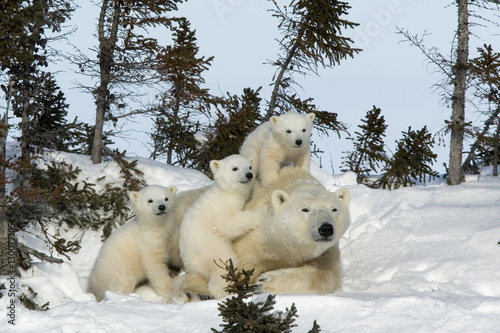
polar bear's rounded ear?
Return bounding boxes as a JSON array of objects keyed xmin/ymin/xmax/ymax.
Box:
[
  {"xmin": 306, "ymin": 112, "xmax": 316, "ymax": 123},
  {"xmin": 209, "ymin": 160, "xmax": 221, "ymax": 174},
  {"xmin": 271, "ymin": 190, "xmax": 289, "ymax": 210},
  {"xmin": 334, "ymin": 188, "xmax": 350, "ymax": 205},
  {"xmin": 270, "ymin": 115, "xmax": 279, "ymax": 126},
  {"xmin": 129, "ymin": 191, "xmax": 139, "ymax": 203},
  {"xmin": 167, "ymin": 186, "xmax": 177, "ymax": 195}
]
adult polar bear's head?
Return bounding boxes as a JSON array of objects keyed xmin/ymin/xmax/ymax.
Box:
[
  {"xmin": 270, "ymin": 112, "xmax": 315, "ymax": 149},
  {"xmin": 267, "ymin": 184, "xmax": 350, "ymax": 259},
  {"xmin": 129, "ymin": 185, "xmax": 177, "ymax": 222}
]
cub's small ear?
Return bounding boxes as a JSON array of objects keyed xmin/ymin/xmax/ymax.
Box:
[
  {"xmin": 270, "ymin": 115, "xmax": 279, "ymax": 126},
  {"xmin": 167, "ymin": 186, "xmax": 177, "ymax": 195},
  {"xmin": 334, "ymin": 188, "xmax": 350, "ymax": 205},
  {"xmin": 306, "ymin": 112, "xmax": 315, "ymax": 123},
  {"xmin": 129, "ymin": 191, "xmax": 139, "ymax": 203},
  {"xmin": 209, "ymin": 160, "xmax": 221, "ymax": 174},
  {"xmin": 271, "ymin": 190, "xmax": 289, "ymax": 210}
]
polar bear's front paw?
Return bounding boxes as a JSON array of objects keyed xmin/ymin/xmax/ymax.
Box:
[
  {"xmin": 254, "ymin": 269, "xmax": 290, "ymax": 294},
  {"xmin": 195, "ymin": 293, "xmax": 214, "ymax": 301},
  {"xmin": 163, "ymin": 291, "xmax": 214, "ymax": 304},
  {"xmin": 163, "ymin": 292, "xmax": 189, "ymax": 304}
]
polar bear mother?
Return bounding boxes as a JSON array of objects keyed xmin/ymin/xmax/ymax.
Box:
[
  {"xmin": 175, "ymin": 167, "xmax": 351, "ymax": 299},
  {"xmin": 239, "ymin": 111, "xmax": 315, "ymax": 187}
]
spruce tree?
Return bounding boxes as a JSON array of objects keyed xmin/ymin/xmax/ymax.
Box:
[
  {"xmin": 1, "ymin": 0, "xmax": 74, "ymax": 161},
  {"xmin": 69, "ymin": 123, "xmax": 114, "ymax": 156},
  {"xmin": 149, "ymin": 18, "xmax": 217, "ymax": 168},
  {"xmin": 374, "ymin": 126, "xmax": 439, "ymax": 189},
  {"xmin": 195, "ymin": 88, "xmax": 262, "ymax": 175},
  {"xmin": 309, "ymin": 321, "xmax": 322, "ymax": 333},
  {"xmin": 212, "ymin": 260, "xmax": 297, "ymax": 333},
  {"xmin": 212, "ymin": 260, "xmax": 321, "ymax": 333},
  {"xmin": 342, "ymin": 106, "xmax": 388, "ymax": 183},
  {"xmin": 475, "ymin": 131, "xmax": 500, "ymax": 175},
  {"xmin": 464, "ymin": 44, "xmax": 500, "ymax": 176},
  {"xmin": 19, "ymin": 72, "xmax": 77, "ymax": 153},
  {"xmin": 265, "ymin": 0, "xmax": 359, "ymax": 140}
]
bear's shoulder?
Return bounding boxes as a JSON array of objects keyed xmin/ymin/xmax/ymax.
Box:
[{"xmin": 246, "ymin": 166, "xmax": 322, "ymax": 210}]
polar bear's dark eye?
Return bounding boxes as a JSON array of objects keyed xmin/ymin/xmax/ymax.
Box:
[
  {"xmin": 301, "ymin": 208, "xmax": 309, "ymax": 212},
  {"xmin": 332, "ymin": 208, "xmax": 338, "ymax": 212},
  {"xmin": 148, "ymin": 199, "xmax": 153, "ymax": 203},
  {"xmin": 249, "ymin": 166, "xmax": 252, "ymax": 170},
  {"xmin": 164, "ymin": 198, "xmax": 169, "ymax": 201},
  {"xmin": 232, "ymin": 167, "xmax": 238, "ymax": 171},
  {"xmin": 302, "ymin": 128, "xmax": 306, "ymax": 132},
  {"xmin": 286, "ymin": 130, "xmax": 291, "ymax": 133}
]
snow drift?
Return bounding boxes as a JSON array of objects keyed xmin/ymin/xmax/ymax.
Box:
[{"xmin": 1, "ymin": 151, "xmax": 500, "ymax": 332}]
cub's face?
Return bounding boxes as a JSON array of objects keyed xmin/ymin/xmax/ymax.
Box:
[
  {"xmin": 210, "ymin": 154, "xmax": 254, "ymax": 190},
  {"xmin": 270, "ymin": 187, "xmax": 350, "ymax": 254},
  {"xmin": 130, "ymin": 185, "xmax": 177, "ymax": 218},
  {"xmin": 270, "ymin": 112, "xmax": 315, "ymax": 149}
]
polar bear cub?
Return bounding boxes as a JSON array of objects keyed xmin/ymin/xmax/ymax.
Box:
[
  {"xmin": 239, "ymin": 111, "xmax": 315, "ymax": 186},
  {"xmin": 180, "ymin": 154, "xmax": 262, "ymax": 299},
  {"xmin": 88, "ymin": 185, "xmax": 178, "ymax": 301}
]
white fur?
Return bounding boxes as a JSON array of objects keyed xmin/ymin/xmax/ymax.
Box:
[
  {"xmin": 242, "ymin": 185, "xmax": 351, "ymax": 294},
  {"xmin": 172, "ymin": 168, "xmax": 351, "ymax": 301},
  {"xmin": 87, "ymin": 185, "xmax": 178, "ymax": 301},
  {"xmin": 179, "ymin": 154, "xmax": 262, "ymax": 299},
  {"xmin": 239, "ymin": 111, "xmax": 315, "ymax": 186}
]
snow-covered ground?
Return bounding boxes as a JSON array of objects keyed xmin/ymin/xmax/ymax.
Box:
[{"xmin": 2, "ymin": 152, "xmax": 500, "ymax": 332}]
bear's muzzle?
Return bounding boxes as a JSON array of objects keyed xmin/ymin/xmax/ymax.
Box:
[{"xmin": 317, "ymin": 222, "xmax": 334, "ymax": 241}]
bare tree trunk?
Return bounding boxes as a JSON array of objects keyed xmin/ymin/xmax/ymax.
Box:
[
  {"xmin": 19, "ymin": 70, "xmax": 32, "ymax": 164},
  {"xmin": 266, "ymin": 39, "xmax": 300, "ymax": 120},
  {"xmin": 0, "ymin": 84, "xmax": 12, "ymax": 275},
  {"xmin": 493, "ymin": 120, "xmax": 500, "ymax": 176},
  {"xmin": 447, "ymin": 0, "xmax": 469, "ymax": 185},
  {"xmin": 91, "ymin": 0, "xmax": 120, "ymax": 164}
]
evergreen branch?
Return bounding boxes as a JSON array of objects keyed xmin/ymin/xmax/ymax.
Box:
[
  {"xmin": 462, "ymin": 104, "xmax": 500, "ymax": 173},
  {"xmin": 18, "ymin": 243, "xmax": 63, "ymax": 264}
]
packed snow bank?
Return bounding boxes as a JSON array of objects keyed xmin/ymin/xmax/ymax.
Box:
[{"xmin": 2, "ymin": 153, "xmax": 500, "ymax": 332}]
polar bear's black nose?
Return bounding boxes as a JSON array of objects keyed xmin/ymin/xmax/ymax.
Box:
[
  {"xmin": 159, "ymin": 204, "xmax": 166, "ymax": 212},
  {"xmin": 318, "ymin": 223, "xmax": 334, "ymax": 237},
  {"xmin": 246, "ymin": 172, "xmax": 253, "ymax": 180},
  {"xmin": 295, "ymin": 139, "xmax": 303, "ymax": 146}
]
